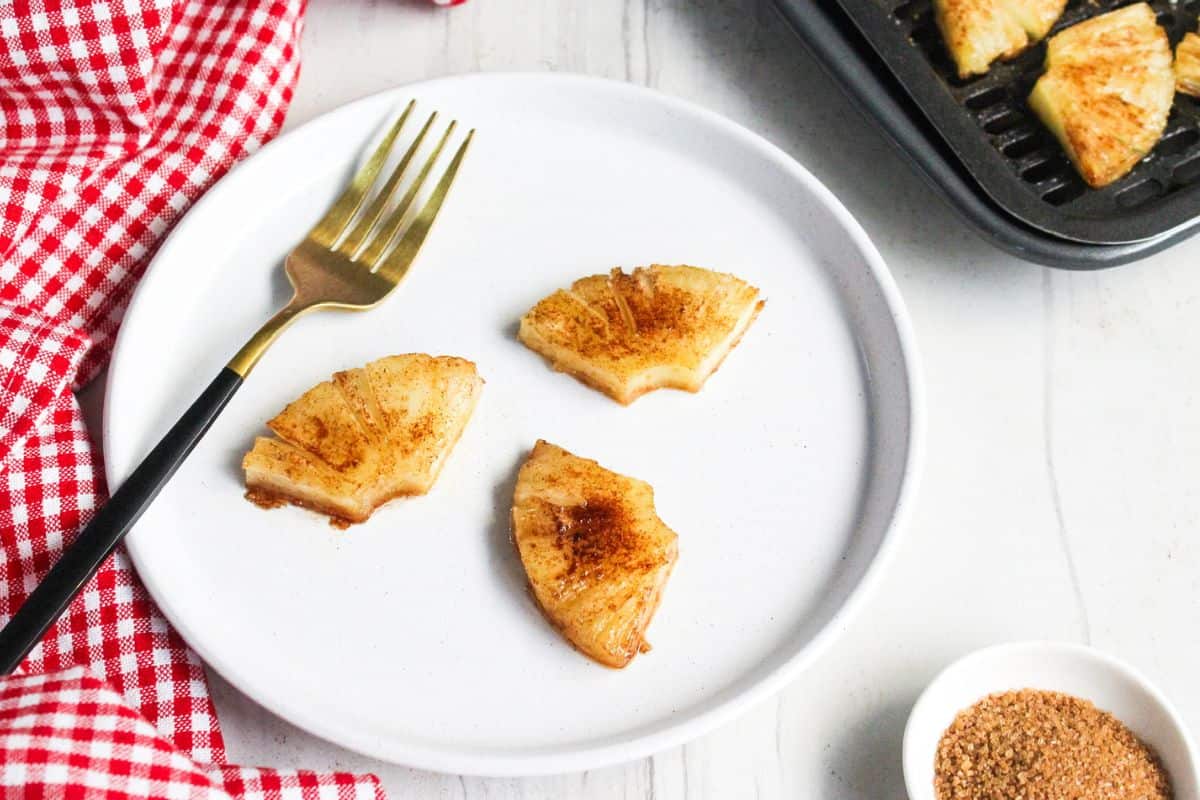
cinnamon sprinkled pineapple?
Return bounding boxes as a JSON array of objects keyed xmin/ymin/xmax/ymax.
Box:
[
  {"xmin": 1028, "ymin": 3, "xmax": 1173, "ymax": 188},
  {"xmin": 511, "ymin": 441, "xmax": 678, "ymax": 668},
  {"xmin": 518, "ymin": 265, "xmax": 762, "ymax": 405},
  {"xmin": 934, "ymin": 0, "xmax": 1065, "ymax": 78},
  {"xmin": 242, "ymin": 354, "xmax": 483, "ymax": 526},
  {"xmin": 1176, "ymin": 32, "xmax": 1200, "ymax": 97}
]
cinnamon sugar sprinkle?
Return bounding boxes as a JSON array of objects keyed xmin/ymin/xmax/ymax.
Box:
[{"xmin": 934, "ymin": 689, "xmax": 1171, "ymax": 800}]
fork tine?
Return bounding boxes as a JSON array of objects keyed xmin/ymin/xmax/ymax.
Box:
[
  {"xmin": 356, "ymin": 121, "xmax": 458, "ymax": 267},
  {"xmin": 372, "ymin": 129, "xmax": 474, "ymax": 285},
  {"xmin": 307, "ymin": 100, "xmax": 415, "ymax": 249},
  {"xmin": 335, "ymin": 112, "xmax": 439, "ymax": 257}
]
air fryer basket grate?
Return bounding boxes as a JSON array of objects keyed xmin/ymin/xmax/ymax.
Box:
[{"xmin": 834, "ymin": 0, "xmax": 1200, "ymax": 244}]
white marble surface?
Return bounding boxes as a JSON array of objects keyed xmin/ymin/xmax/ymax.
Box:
[{"xmin": 180, "ymin": 1, "xmax": 1200, "ymax": 797}]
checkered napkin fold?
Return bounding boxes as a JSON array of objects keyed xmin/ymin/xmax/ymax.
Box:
[{"xmin": 0, "ymin": 1, "xmax": 400, "ymax": 797}]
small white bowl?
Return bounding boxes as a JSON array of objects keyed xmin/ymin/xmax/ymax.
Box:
[{"xmin": 903, "ymin": 641, "xmax": 1200, "ymax": 800}]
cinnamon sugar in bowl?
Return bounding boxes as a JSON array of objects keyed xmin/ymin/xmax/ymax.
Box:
[
  {"xmin": 904, "ymin": 643, "xmax": 1200, "ymax": 800},
  {"xmin": 935, "ymin": 689, "xmax": 1169, "ymax": 800}
]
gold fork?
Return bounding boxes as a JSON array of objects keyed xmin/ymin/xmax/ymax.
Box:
[{"xmin": 0, "ymin": 101, "xmax": 474, "ymax": 673}]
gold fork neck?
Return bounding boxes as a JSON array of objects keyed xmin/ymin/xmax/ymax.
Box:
[{"xmin": 226, "ymin": 298, "xmax": 314, "ymax": 378}]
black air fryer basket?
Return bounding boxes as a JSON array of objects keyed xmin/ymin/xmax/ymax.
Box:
[{"xmin": 772, "ymin": 0, "xmax": 1200, "ymax": 267}]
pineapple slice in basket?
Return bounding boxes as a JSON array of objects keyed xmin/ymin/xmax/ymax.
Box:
[
  {"xmin": 518, "ymin": 265, "xmax": 763, "ymax": 405},
  {"xmin": 243, "ymin": 354, "xmax": 483, "ymax": 526},
  {"xmin": 1028, "ymin": 3, "xmax": 1174, "ymax": 188},
  {"xmin": 934, "ymin": 0, "xmax": 1066, "ymax": 78},
  {"xmin": 1176, "ymin": 32, "xmax": 1200, "ymax": 98},
  {"xmin": 511, "ymin": 441, "xmax": 678, "ymax": 668}
]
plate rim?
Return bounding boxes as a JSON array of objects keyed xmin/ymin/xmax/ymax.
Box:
[{"xmin": 106, "ymin": 71, "xmax": 926, "ymax": 776}]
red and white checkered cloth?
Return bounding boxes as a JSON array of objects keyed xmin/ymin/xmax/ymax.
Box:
[
  {"xmin": 0, "ymin": 0, "xmax": 485, "ymax": 796},
  {"xmin": 1, "ymin": 667, "xmax": 376, "ymax": 798}
]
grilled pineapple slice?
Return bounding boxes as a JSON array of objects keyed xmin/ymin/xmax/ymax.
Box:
[
  {"xmin": 512, "ymin": 441, "xmax": 678, "ymax": 668},
  {"xmin": 1177, "ymin": 32, "xmax": 1200, "ymax": 97},
  {"xmin": 934, "ymin": 0, "xmax": 1065, "ymax": 78},
  {"xmin": 1028, "ymin": 3, "xmax": 1173, "ymax": 188},
  {"xmin": 243, "ymin": 354, "xmax": 483, "ymax": 525},
  {"xmin": 518, "ymin": 265, "xmax": 763, "ymax": 405}
]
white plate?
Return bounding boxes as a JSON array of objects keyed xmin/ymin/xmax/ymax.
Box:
[{"xmin": 106, "ymin": 73, "xmax": 922, "ymax": 776}]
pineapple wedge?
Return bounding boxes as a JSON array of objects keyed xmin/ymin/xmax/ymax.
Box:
[
  {"xmin": 243, "ymin": 354, "xmax": 483, "ymax": 525},
  {"xmin": 511, "ymin": 441, "xmax": 678, "ymax": 668},
  {"xmin": 518, "ymin": 265, "xmax": 763, "ymax": 405},
  {"xmin": 1028, "ymin": 3, "xmax": 1173, "ymax": 188},
  {"xmin": 1177, "ymin": 32, "xmax": 1200, "ymax": 97},
  {"xmin": 934, "ymin": 0, "xmax": 1065, "ymax": 78}
]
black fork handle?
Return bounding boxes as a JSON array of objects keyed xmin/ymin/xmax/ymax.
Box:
[{"xmin": 0, "ymin": 367, "xmax": 244, "ymax": 674}]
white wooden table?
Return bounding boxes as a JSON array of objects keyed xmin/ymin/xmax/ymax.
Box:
[{"xmin": 201, "ymin": 1, "xmax": 1200, "ymax": 796}]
